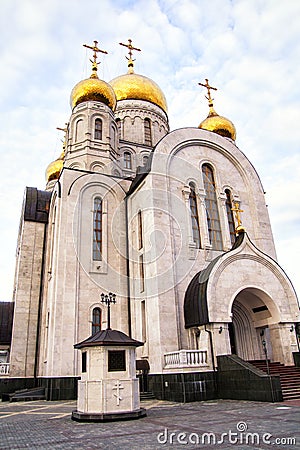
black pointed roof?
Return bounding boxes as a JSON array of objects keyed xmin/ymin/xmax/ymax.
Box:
[{"xmin": 74, "ymin": 329, "xmax": 144, "ymax": 349}]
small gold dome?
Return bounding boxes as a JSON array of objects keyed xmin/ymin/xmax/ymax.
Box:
[
  {"xmin": 46, "ymin": 152, "xmax": 64, "ymax": 182},
  {"xmin": 199, "ymin": 106, "xmax": 236, "ymax": 140},
  {"xmin": 70, "ymin": 76, "xmax": 117, "ymax": 110},
  {"xmin": 110, "ymin": 71, "xmax": 167, "ymax": 113}
]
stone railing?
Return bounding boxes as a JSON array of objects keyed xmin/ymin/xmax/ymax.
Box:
[
  {"xmin": 164, "ymin": 350, "xmax": 208, "ymax": 369},
  {"xmin": 0, "ymin": 363, "xmax": 10, "ymax": 375}
]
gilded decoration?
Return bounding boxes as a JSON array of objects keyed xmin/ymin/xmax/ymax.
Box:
[
  {"xmin": 70, "ymin": 40, "xmax": 116, "ymax": 110},
  {"xmin": 110, "ymin": 38, "xmax": 167, "ymax": 113},
  {"xmin": 198, "ymin": 78, "xmax": 236, "ymax": 140},
  {"xmin": 46, "ymin": 152, "xmax": 64, "ymax": 182}
]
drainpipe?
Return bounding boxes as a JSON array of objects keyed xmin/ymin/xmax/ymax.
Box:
[
  {"xmin": 205, "ymin": 324, "xmax": 216, "ymax": 372},
  {"xmin": 205, "ymin": 324, "xmax": 217, "ymax": 397}
]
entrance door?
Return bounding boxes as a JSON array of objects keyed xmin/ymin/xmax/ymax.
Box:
[
  {"xmin": 231, "ymin": 299, "xmax": 261, "ymax": 361},
  {"xmin": 231, "ymin": 288, "xmax": 275, "ymax": 361}
]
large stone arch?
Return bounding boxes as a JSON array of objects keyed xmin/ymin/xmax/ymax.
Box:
[{"xmin": 184, "ymin": 232, "xmax": 299, "ymax": 364}]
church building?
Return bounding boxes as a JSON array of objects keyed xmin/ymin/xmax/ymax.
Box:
[{"xmin": 2, "ymin": 39, "xmax": 299, "ymax": 402}]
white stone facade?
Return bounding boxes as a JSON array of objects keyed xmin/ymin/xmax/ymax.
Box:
[{"xmin": 8, "ymin": 76, "xmax": 299, "ymax": 383}]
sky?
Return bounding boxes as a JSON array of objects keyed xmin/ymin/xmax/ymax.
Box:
[{"xmin": 0, "ymin": 0, "xmax": 299, "ymax": 301}]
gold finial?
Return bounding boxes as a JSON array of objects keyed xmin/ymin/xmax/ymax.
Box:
[
  {"xmin": 198, "ymin": 78, "xmax": 217, "ymax": 107},
  {"xmin": 83, "ymin": 40, "xmax": 108, "ymax": 78},
  {"xmin": 231, "ymin": 202, "xmax": 245, "ymax": 233},
  {"xmin": 119, "ymin": 38, "xmax": 141, "ymax": 73}
]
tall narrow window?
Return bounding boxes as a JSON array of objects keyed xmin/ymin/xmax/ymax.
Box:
[
  {"xmin": 189, "ymin": 183, "xmax": 201, "ymax": 248},
  {"xmin": 202, "ymin": 164, "xmax": 223, "ymax": 250},
  {"xmin": 92, "ymin": 307, "xmax": 101, "ymax": 334},
  {"xmin": 225, "ymin": 189, "xmax": 236, "ymax": 245},
  {"xmin": 138, "ymin": 210, "xmax": 143, "ymax": 250},
  {"xmin": 124, "ymin": 152, "xmax": 132, "ymax": 169},
  {"xmin": 139, "ymin": 255, "xmax": 145, "ymax": 292},
  {"xmin": 144, "ymin": 118, "xmax": 152, "ymax": 146},
  {"xmin": 141, "ymin": 300, "xmax": 146, "ymax": 342},
  {"xmin": 94, "ymin": 118, "xmax": 102, "ymax": 140},
  {"xmin": 82, "ymin": 352, "xmax": 87, "ymax": 373},
  {"xmin": 93, "ymin": 197, "xmax": 102, "ymax": 260}
]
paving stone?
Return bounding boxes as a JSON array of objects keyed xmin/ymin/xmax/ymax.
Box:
[{"xmin": 0, "ymin": 399, "xmax": 299, "ymax": 449}]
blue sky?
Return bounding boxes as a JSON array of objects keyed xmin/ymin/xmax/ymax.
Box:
[{"xmin": 0, "ymin": 0, "xmax": 299, "ymax": 300}]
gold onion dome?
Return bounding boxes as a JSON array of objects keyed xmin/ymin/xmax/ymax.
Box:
[
  {"xmin": 70, "ymin": 76, "xmax": 116, "ymax": 110},
  {"xmin": 46, "ymin": 151, "xmax": 64, "ymax": 182},
  {"xmin": 70, "ymin": 40, "xmax": 116, "ymax": 110},
  {"xmin": 109, "ymin": 38, "xmax": 167, "ymax": 113},
  {"xmin": 199, "ymin": 105, "xmax": 236, "ymax": 140},
  {"xmin": 110, "ymin": 71, "xmax": 167, "ymax": 113},
  {"xmin": 198, "ymin": 78, "xmax": 236, "ymax": 141}
]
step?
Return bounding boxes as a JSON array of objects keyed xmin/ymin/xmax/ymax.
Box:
[
  {"xmin": 248, "ymin": 360, "xmax": 300, "ymax": 400},
  {"xmin": 140, "ymin": 392, "xmax": 155, "ymax": 400},
  {"xmin": 2, "ymin": 387, "xmax": 46, "ymax": 402}
]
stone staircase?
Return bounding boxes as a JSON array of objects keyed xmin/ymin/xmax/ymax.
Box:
[
  {"xmin": 140, "ymin": 391, "xmax": 155, "ymax": 401},
  {"xmin": 2, "ymin": 387, "xmax": 46, "ymax": 402},
  {"xmin": 249, "ymin": 360, "xmax": 300, "ymax": 400}
]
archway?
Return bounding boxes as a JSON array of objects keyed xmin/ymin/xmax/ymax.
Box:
[{"xmin": 230, "ymin": 287, "xmax": 279, "ymax": 362}]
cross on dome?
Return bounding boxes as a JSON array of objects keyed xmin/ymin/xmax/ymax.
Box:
[
  {"xmin": 56, "ymin": 123, "xmax": 68, "ymax": 150},
  {"xmin": 83, "ymin": 40, "xmax": 108, "ymax": 78},
  {"xmin": 119, "ymin": 38, "xmax": 141, "ymax": 72},
  {"xmin": 199, "ymin": 78, "xmax": 217, "ymax": 107}
]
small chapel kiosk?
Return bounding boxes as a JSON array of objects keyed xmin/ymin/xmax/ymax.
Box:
[{"xmin": 72, "ymin": 293, "xmax": 146, "ymax": 422}]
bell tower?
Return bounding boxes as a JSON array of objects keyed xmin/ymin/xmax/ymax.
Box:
[{"xmin": 65, "ymin": 40, "xmax": 118, "ymax": 174}]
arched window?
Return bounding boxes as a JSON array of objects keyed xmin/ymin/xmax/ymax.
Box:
[
  {"xmin": 225, "ymin": 189, "xmax": 236, "ymax": 245},
  {"xmin": 142, "ymin": 155, "xmax": 149, "ymax": 165},
  {"xmin": 94, "ymin": 118, "xmax": 102, "ymax": 140},
  {"xmin": 116, "ymin": 118, "xmax": 121, "ymax": 139},
  {"xmin": 202, "ymin": 164, "xmax": 223, "ymax": 250},
  {"xmin": 75, "ymin": 119, "xmax": 83, "ymax": 142},
  {"xmin": 92, "ymin": 307, "xmax": 101, "ymax": 334},
  {"xmin": 124, "ymin": 152, "xmax": 132, "ymax": 169},
  {"xmin": 93, "ymin": 197, "xmax": 102, "ymax": 260},
  {"xmin": 144, "ymin": 118, "xmax": 152, "ymax": 146},
  {"xmin": 189, "ymin": 183, "xmax": 201, "ymax": 249}
]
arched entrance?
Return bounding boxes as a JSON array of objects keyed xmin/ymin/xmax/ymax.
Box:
[{"xmin": 230, "ymin": 287, "xmax": 279, "ymax": 362}]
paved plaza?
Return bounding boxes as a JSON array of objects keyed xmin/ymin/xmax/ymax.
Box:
[{"xmin": 0, "ymin": 398, "xmax": 299, "ymax": 449}]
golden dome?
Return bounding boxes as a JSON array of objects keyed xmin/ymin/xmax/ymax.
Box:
[
  {"xmin": 46, "ymin": 151, "xmax": 64, "ymax": 182},
  {"xmin": 199, "ymin": 106, "xmax": 236, "ymax": 140},
  {"xmin": 110, "ymin": 70, "xmax": 167, "ymax": 113},
  {"xmin": 70, "ymin": 76, "xmax": 116, "ymax": 110}
]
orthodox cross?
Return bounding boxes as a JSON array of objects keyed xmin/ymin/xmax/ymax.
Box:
[
  {"xmin": 101, "ymin": 292, "xmax": 116, "ymax": 330},
  {"xmin": 83, "ymin": 40, "xmax": 108, "ymax": 76},
  {"xmin": 198, "ymin": 78, "xmax": 217, "ymax": 106},
  {"xmin": 112, "ymin": 381, "xmax": 124, "ymax": 406},
  {"xmin": 231, "ymin": 202, "xmax": 244, "ymax": 229},
  {"xmin": 119, "ymin": 38, "xmax": 141, "ymax": 69},
  {"xmin": 56, "ymin": 123, "xmax": 68, "ymax": 150}
]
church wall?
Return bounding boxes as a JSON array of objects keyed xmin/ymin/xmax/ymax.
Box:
[
  {"xmin": 152, "ymin": 128, "xmax": 276, "ymax": 259},
  {"xmin": 65, "ymin": 101, "xmax": 117, "ymax": 172},
  {"xmin": 39, "ymin": 169, "xmax": 130, "ymax": 377},
  {"xmin": 128, "ymin": 175, "xmax": 181, "ymax": 373},
  {"xmin": 9, "ymin": 219, "xmax": 46, "ymax": 377},
  {"xmin": 114, "ymin": 99, "xmax": 169, "ymax": 148},
  {"xmin": 128, "ymin": 128, "xmax": 282, "ymax": 374}
]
